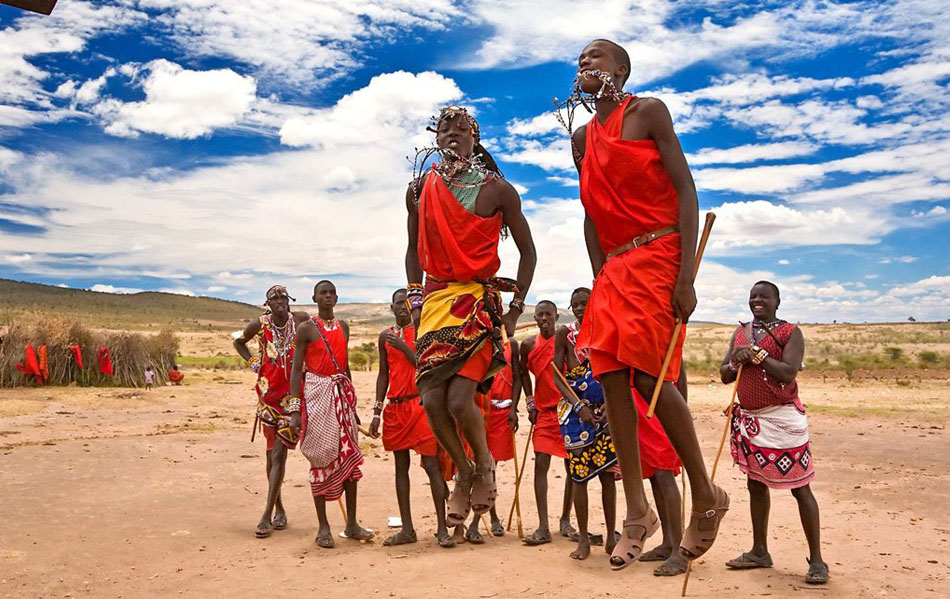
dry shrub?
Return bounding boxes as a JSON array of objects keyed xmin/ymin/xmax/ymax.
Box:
[{"xmin": 0, "ymin": 315, "xmax": 178, "ymax": 388}]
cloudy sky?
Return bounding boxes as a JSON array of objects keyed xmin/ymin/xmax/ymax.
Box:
[{"xmin": 1, "ymin": 0, "xmax": 947, "ymax": 322}]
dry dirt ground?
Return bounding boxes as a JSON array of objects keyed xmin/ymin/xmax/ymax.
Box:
[{"xmin": 1, "ymin": 371, "xmax": 947, "ymax": 599}]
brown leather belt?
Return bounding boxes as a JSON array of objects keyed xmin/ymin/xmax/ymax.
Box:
[{"xmin": 606, "ymin": 225, "xmax": 679, "ymax": 259}]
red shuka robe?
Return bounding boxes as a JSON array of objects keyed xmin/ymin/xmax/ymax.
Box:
[
  {"xmin": 70, "ymin": 344, "xmax": 84, "ymax": 369},
  {"xmin": 382, "ymin": 326, "xmax": 437, "ymax": 456},
  {"xmin": 97, "ymin": 347, "xmax": 114, "ymax": 376},
  {"xmin": 527, "ymin": 333, "xmax": 566, "ymax": 458},
  {"xmin": 418, "ymin": 171, "xmax": 502, "ymax": 282},
  {"xmin": 576, "ymin": 95, "xmax": 685, "ymax": 381},
  {"xmin": 15, "ymin": 344, "xmax": 43, "ymax": 384},
  {"xmin": 482, "ymin": 342, "xmax": 515, "ymax": 461}
]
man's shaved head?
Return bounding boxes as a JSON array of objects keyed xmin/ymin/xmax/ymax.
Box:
[
  {"xmin": 589, "ymin": 39, "xmax": 631, "ymax": 86},
  {"xmin": 536, "ymin": 299, "xmax": 558, "ymax": 312}
]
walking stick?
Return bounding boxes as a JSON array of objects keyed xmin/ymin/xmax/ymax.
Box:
[
  {"xmin": 507, "ymin": 424, "xmax": 535, "ymax": 533},
  {"xmin": 682, "ymin": 364, "xmax": 743, "ymax": 596},
  {"xmin": 509, "ymin": 428, "xmax": 525, "ymax": 538},
  {"xmin": 647, "ymin": 212, "xmax": 716, "ymax": 419},
  {"xmin": 338, "ymin": 498, "xmax": 348, "ymax": 522},
  {"xmin": 250, "ymin": 412, "xmax": 259, "ymax": 443}
]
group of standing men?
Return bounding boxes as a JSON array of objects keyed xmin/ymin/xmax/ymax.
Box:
[{"xmin": 231, "ymin": 38, "xmax": 828, "ymax": 583}]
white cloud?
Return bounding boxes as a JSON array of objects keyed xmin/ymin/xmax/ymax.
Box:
[
  {"xmin": 879, "ymin": 256, "xmax": 918, "ymax": 264},
  {"xmin": 888, "ymin": 275, "xmax": 950, "ymax": 297},
  {"xmin": 90, "ymin": 284, "xmax": 143, "ymax": 294},
  {"xmin": 705, "ymin": 202, "xmax": 890, "ymax": 252},
  {"xmin": 778, "ymin": 259, "xmax": 790, "ymax": 265},
  {"xmin": 688, "ymin": 141, "xmax": 818, "ymax": 165},
  {"xmin": 137, "ymin": 0, "xmax": 462, "ymax": 87},
  {"xmin": 0, "ymin": 71, "xmax": 475, "ymax": 302},
  {"xmin": 0, "ymin": 1, "xmax": 146, "ymax": 125},
  {"xmin": 206, "ymin": 285, "xmax": 226, "ymax": 293},
  {"xmin": 4, "ymin": 253, "xmax": 32, "ymax": 263},
  {"xmin": 74, "ymin": 60, "xmax": 258, "ymax": 139},
  {"xmin": 463, "ymin": 1, "xmax": 865, "ymax": 87},
  {"xmin": 278, "ymin": 71, "xmax": 462, "ymax": 149}
]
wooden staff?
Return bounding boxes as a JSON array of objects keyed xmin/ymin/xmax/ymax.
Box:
[
  {"xmin": 338, "ymin": 498, "xmax": 348, "ymax": 522},
  {"xmin": 250, "ymin": 412, "xmax": 259, "ymax": 443},
  {"xmin": 509, "ymin": 428, "xmax": 525, "ymax": 538},
  {"xmin": 550, "ymin": 361, "xmax": 581, "ymax": 403},
  {"xmin": 682, "ymin": 364, "xmax": 743, "ymax": 596},
  {"xmin": 647, "ymin": 212, "xmax": 717, "ymax": 419},
  {"xmin": 507, "ymin": 424, "xmax": 535, "ymax": 533}
]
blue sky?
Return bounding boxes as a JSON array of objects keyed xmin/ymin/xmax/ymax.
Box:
[{"xmin": 0, "ymin": 0, "xmax": 947, "ymax": 322}]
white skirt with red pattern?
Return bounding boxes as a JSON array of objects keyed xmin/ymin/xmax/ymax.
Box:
[{"xmin": 730, "ymin": 399, "xmax": 815, "ymax": 490}]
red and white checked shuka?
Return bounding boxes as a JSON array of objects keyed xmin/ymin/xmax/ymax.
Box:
[{"xmin": 301, "ymin": 371, "xmax": 363, "ymax": 500}]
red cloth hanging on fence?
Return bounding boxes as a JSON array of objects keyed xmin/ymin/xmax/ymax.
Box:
[
  {"xmin": 15, "ymin": 344, "xmax": 44, "ymax": 384},
  {"xmin": 70, "ymin": 344, "xmax": 84, "ymax": 369},
  {"xmin": 97, "ymin": 346, "xmax": 114, "ymax": 376},
  {"xmin": 38, "ymin": 345, "xmax": 49, "ymax": 381}
]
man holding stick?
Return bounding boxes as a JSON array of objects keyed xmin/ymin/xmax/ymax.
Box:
[
  {"xmin": 720, "ymin": 281, "xmax": 827, "ymax": 584},
  {"xmin": 561, "ymin": 39, "xmax": 728, "ymax": 569}
]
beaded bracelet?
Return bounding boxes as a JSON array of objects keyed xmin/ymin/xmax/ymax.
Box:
[
  {"xmin": 509, "ymin": 297, "xmax": 525, "ymax": 313},
  {"xmin": 406, "ymin": 283, "xmax": 424, "ymax": 310},
  {"xmin": 284, "ymin": 396, "xmax": 301, "ymax": 413},
  {"xmin": 247, "ymin": 356, "xmax": 261, "ymax": 373},
  {"xmin": 751, "ymin": 345, "xmax": 769, "ymax": 365},
  {"xmin": 525, "ymin": 395, "xmax": 536, "ymax": 411}
]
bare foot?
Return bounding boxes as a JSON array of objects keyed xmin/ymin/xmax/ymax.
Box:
[
  {"xmin": 270, "ymin": 511, "xmax": 287, "ymax": 530},
  {"xmin": 452, "ymin": 525, "xmax": 466, "ymax": 545},
  {"xmin": 570, "ymin": 538, "xmax": 591, "ymax": 560},
  {"xmin": 382, "ymin": 529, "xmax": 417, "ymax": 546}
]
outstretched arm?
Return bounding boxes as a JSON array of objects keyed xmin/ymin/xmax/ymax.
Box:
[
  {"xmin": 405, "ymin": 186, "xmax": 423, "ymax": 330},
  {"xmin": 498, "ymin": 181, "xmax": 537, "ymax": 336},
  {"xmin": 507, "ymin": 338, "xmax": 522, "ymax": 431},
  {"xmin": 644, "ymin": 98, "xmax": 698, "ymax": 323}
]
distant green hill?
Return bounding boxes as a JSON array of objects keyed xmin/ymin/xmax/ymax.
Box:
[{"xmin": 0, "ymin": 278, "xmax": 261, "ymax": 331}]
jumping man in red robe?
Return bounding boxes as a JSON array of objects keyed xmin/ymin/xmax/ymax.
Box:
[
  {"xmin": 568, "ymin": 39, "xmax": 729, "ymax": 569},
  {"xmin": 406, "ymin": 106, "xmax": 537, "ymax": 535}
]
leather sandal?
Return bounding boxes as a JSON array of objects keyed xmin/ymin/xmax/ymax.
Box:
[
  {"xmin": 680, "ymin": 484, "xmax": 730, "ymax": 560},
  {"xmin": 470, "ymin": 459, "xmax": 497, "ymax": 515},
  {"xmin": 446, "ymin": 471, "xmax": 473, "ymax": 527},
  {"xmin": 609, "ymin": 507, "xmax": 659, "ymax": 571}
]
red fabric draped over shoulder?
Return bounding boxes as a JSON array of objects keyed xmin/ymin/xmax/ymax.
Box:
[
  {"xmin": 576, "ymin": 96, "xmax": 685, "ymax": 381},
  {"xmin": 418, "ymin": 171, "xmax": 502, "ymax": 282},
  {"xmin": 304, "ymin": 319, "xmax": 347, "ymax": 376}
]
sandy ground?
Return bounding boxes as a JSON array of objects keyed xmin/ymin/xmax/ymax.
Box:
[{"xmin": 1, "ymin": 371, "xmax": 948, "ymax": 599}]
